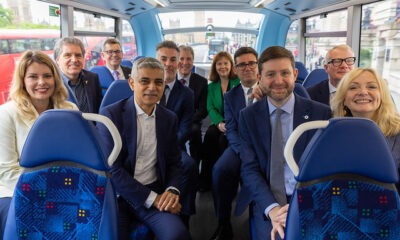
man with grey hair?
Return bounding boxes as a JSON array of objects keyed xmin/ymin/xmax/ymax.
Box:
[
  {"xmin": 98, "ymin": 57, "xmax": 190, "ymax": 240},
  {"xmin": 54, "ymin": 37, "xmax": 102, "ymax": 113},
  {"xmin": 307, "ymin": 44, "xmax": 356, "ymax": 105}
]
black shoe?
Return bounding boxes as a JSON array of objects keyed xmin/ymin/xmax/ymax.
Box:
[{"xmin": 209, "ymin": 223, "xmax": 233, "ymax": 240}]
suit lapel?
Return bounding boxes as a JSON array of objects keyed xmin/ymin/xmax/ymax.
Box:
[
  {"xmin": 123, "ymin": 96, "xmax": 138, "ymax": 171},
  {"xmin": 254, "ymin": 98, "xmax": 272, "ymax": 175},
  {"xmin": 293, "ymin": 95, "xmax": 312, "ymax": 158}
]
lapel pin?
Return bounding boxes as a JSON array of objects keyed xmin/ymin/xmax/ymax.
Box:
[
  {"xmin": 303, "ymin": 115, "xmax": 309, "ymax": 120},
  {"xmin": 85, "ymin": 80, "xmax": 88, "ymax": 85}
]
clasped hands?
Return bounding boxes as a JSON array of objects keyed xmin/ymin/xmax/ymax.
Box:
[
  {"xmin": 153, "ymin": 190, "xmax": 181, "ymax": 214},
  {"xmin": 269, "ymin": 204, "xmax": 289, "ymax": 240}
]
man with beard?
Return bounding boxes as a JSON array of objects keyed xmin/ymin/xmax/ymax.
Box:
[{"xmin": 239, "ymin": 46, "xmax": 331, "ymax": 240}]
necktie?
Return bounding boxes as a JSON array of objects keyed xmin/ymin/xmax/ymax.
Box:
[
  {"xmin": 247, "ymin": 88, "xmax": 253, "ymax": 106},
  {"xmin": 270, "ymin": 108, "xmax": 287, "ymax": 205},
  {"xmin": 160, "ymin": 85, "xmax": 169, "ymax": 106},
  {"xmin": 75, "ymin": 80, "xmax": 89, "ymax": 113},
  {"xmin": 180, "ymin": 78, "xmax": 186, "ymax": 86},
  {"xmin": 112, "ymin": 70, "xmax": 120, "ymax": 80}
]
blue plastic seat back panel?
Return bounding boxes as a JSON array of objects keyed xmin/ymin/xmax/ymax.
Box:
[
  {"xmin": 302, "ymin": 69, "xmax": 328, "ymax": 88},
  {"xmin": 99, "ymin": 80, "xmax": 133, "ymax": 112}
]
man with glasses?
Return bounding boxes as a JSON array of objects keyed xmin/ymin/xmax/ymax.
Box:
[
  {"xmin": 307, "ymin": 44, "xmax": 356, "ymax": 105},
  {"xmin": 209, "ymin": 47, "xmax": 259, "ymax": 240},
  {"xmin": 101, "ymin": 38, "xmax": 131, "ymax": 80}
]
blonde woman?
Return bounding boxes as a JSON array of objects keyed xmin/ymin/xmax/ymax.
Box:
[
  {"xmin": 331, "ymin": 67, "xmax": 400, "ymax": 191},
  {"xmin": 0, "ymin": 50, "xmax": 77, "ymax": 236}
]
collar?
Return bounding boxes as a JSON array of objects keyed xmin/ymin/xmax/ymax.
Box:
[
  {"xmin": 268, "ymin": 93, "xmax": 295, "ymax": 115},
  {"xmin": 328, "ymin": 80, "xmax": 337, "ymax": 94},
  {"xmin": 134, "ymin": 98, "xmax": 156, "ymax": 118},
  {"xmin": 177, "ymin": 72, "xmax": 191, "ymax": 82},
  {"xmin": 165, "ymin": 79, "xmax": 177, "ymax": 90}
]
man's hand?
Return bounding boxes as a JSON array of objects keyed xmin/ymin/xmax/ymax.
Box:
[
  {"xmin": 217, "ymin": 122, "xmax": 226, "ymax": 133},
  {"xmin": 251, "ymin": 84, "xmax": 265, "ymax": 100},
  {"xmin": 269, "ymin": 204, "xmax": 289, "ymax": 240},
  {"xmin": 153, "ymin": 191, "xmax": 181, "ymax": 214}
]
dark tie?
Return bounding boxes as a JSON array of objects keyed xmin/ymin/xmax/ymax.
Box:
[
  {"xmin": 180, "ymin": 78, "xmax": 186, "ymax": 86},
  {"xmin": 247, "ymin": 88, "xmax": 253, "ymax": 106},
  {"xmin": 160, "ymin": 85, "xmax": 169, "ymax": 106},
  {"xmin": 112, "ymin": 70, "xmax": 120, "ymax": 80},
  {"xmin": 270, "ymin": 108, "xmax": 287, "ymax": 205},
  {"xmin": 75, "ymin": 81, "xmax": 89, "ymax": 113}
]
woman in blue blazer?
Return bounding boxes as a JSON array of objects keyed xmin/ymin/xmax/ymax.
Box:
[{"xmin": 200, "ymin": 51, "xmax": 240, "ymax": 191}]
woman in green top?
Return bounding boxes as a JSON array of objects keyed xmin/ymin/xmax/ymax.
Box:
[{"xmin": 200, "ymin": 51, "xmax": 240, "ymax": 191}]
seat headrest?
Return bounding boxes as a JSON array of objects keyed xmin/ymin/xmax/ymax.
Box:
[
  {"xmin": 99, "ymin": 80, "xmax": 133, "ymax": 112},
  {"xmin": 20, "ymin": 110, "xmax": 108, "ymax": 171},
  {"xmin": 298, "ymin": 118, "xmax": 398, "ymax": 183}
]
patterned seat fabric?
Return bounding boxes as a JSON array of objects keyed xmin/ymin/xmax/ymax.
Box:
[
  {"xmin": 297, "ymin": 178, "xmax": 400, "ymax": 239},
  {"xmin": 14, "ymin": 166, "xmax": 107, "ymax": 239}
]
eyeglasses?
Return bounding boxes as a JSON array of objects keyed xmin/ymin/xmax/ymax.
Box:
[
  {"xmin": 104, "ymin": 50, "xmax": 122, "ymax": 55},
  {"xmin": 327, "ymin": 57, "xmax": 356, "ymax": 67},
  {"xmin": 235, "ymin": 61, "xmax": 258, "ymax": 70}
]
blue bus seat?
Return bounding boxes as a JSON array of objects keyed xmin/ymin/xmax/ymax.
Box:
[
  {"xmin": 302, "ymin": 68, "xmax": 328, "ymax": 88},
  {"xmin": 294, "ymin": 83, "xmax": 310, "ymax": 99},
  {"xmin": 99, "ymin": 80, "xmax": 133, "ymax": 112},
  {"xmin": 284, "ymin": 118, "xmax": 400, "ymax": 239},
  {"xmin": 90, "ymin": 66, "xmax": 115, "ymax": 96},
  {"xmin": 121, "ymin": 59, "xmax": 133, "ymax": 68},
  {"xmin": 4, "ymin": 110, "xmax": 122, "ymax": 240},
  {"xmin": 295, "ymin": 61, "xmax": 308, "ymax": 84}
]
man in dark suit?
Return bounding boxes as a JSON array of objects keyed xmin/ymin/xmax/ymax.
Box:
[
  {"xmin": 98, "ymin": 57, "xmax": 190, "ymax": 240},
  {"xmin": 156, "ymin": 40, "xmax": 197, "ymax": 228},
  {"xmin": 307, "ymin": 44, "xmax": 356, "ymax": 105},
  {"xmin": 101, "ymin": 38, "xmax": 131, "ymax": 80},
  {"xmin": 209, "ymin": 47, "xmax": 259, "ymax": 240},
  {"xmin": 90, "ymin": 38, "xmax": 132, "ymax": 95},
  {"xmin": 239, "ymin": 46, "xmax": 331, "ymax": 240},
  {"xmin": 54, "ymin": 37, "xmax": 102, "ymax": 113},
  {"xmin": 178, "ymin": 45, "xmax": 208, "ymax": 166}
]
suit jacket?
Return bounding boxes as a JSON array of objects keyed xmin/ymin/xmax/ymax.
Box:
[
  {"xmin": 188, "ymin": 73, "xmax": 208, "ymax": 124},
  {"xmin": 207, "ymin": 78, "xmax": 240, "ymax": 125},
  {"xmin": 98, "ymin": 96, "xmax": 183, "ymax": 210},
  {"xmin": 306, "ymin": 79, "xmax": 330, "ymax": 106},
  {"xmin": 387, "ymin": 133, "xmax": 400, "ymax": 191},
  {"xmin": 121, "ymin": 66, "xmax": 131, "ymax": 79},
  {"xmin": 0, "ymin": 101, "xmax": 77, "ymax": 198},
  {"xmin": 165, "ymin": 80, "xmax": 195, "ymax": 147},
  {"xmin": 63, "ymin": 69, "xmax": 103, "ymax": 113},
  {"xmin": 224, "ymin": 84, "xmax": 246, "ymax": 154},
  {"xmin": 239, "ymin": 94, "xmax": 331, "ymax": 211}
]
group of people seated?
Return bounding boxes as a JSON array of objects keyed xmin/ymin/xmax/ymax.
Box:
[{"xmin": 0, "ymin": 36, "xmax": 399, "ymax": 240}]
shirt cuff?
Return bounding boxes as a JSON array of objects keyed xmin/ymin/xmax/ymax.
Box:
[
  {"xmin": 144, "ymin": 190, "xmax": 157, "ymax": 208},
  {"xmin": 264, "ymin": 203, "xmax": 280, "ymax": 220},
  {"xmin": 166, "ymin": 186, "xmax": 180, "ymax": 195}
]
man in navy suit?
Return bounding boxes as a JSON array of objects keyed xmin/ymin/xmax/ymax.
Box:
[
  {"xmin": 98, "ymin": 57, "xmax": 190, "ymax": 240},
  {"xmin": 209, "ymin": 47, "xmax": 259, "ymax": 240},
  {"xmin": 178, "ymin": 45, "xmax": 208, "ymax": 166},
  {"xmin": 156, "ymin": 40, "xmax": 197, "ymax": 228},
  {"xmin": 239, "ymin": 46, "xmax": 331, "ymax": 240},
  {"xmin": 307, "ymin": 44, "xmax": 355, "ymax": 106},
  {"xmin": 54, "ymin": 37, "xmax": 102, "ymax": 113}
]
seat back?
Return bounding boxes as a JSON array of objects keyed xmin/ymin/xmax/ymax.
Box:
[
  {"xmin": 4, "ymin": 110, "xmax": 121, "ymax": 240},
  {"xmin": 295, "ymin": 61, "xmax": 309, "ymax": 84},
  {"xmin": 90, "ymin": 66, "xmax": 114, "ymax": 96},
  {"xmin": 284, "ymin": 118, "xmax": 400, "ymax": 239},
  {"xmin": 99, "ymin": 80, "xmax": 133, "ymax": 112},
  {"xmin": 121, "ymin": 59, "xmax": 133, "ymax": 68},
  {"xmin": 302, "ymin": 68, "xmax": 328, "ymax": 88},
  {"xmin": 294, "ymin": 83, "xmax": 310, "ymax": 99}
]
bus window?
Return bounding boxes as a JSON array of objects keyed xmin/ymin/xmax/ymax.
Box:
[
  {"xmin": 208, "ymin": 38, "xmax": 225, "ymax": 60},
  {"xmin": 304, "ymin": 10, "xmax": 347, "ymax": 72}
]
